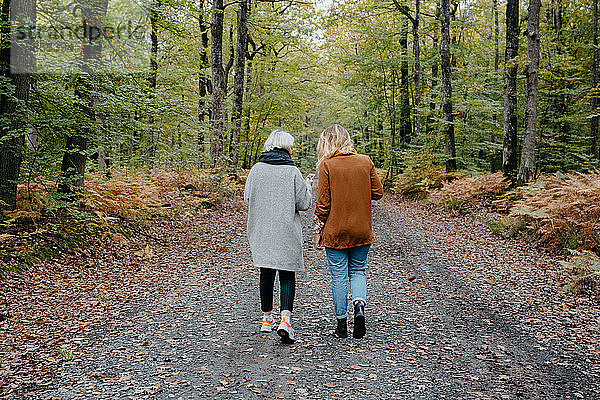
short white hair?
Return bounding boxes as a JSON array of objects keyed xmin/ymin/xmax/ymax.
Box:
[{"xmin": 263, "ymin": 129, "xmax": 294, "ymax": 152}]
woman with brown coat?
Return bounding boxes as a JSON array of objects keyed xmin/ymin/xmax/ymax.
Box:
[{"xmin": 314, "ymin": 125, "xmax": 383, "ymax": 339}]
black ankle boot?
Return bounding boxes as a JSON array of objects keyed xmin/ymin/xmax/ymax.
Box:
[
  {"xmin": 353, "ymin": 301, "xmax": 366, "ymax": 339},
  {"xmin": 335, "ymin": 318, "xmax": 348, "ymax": 338}
]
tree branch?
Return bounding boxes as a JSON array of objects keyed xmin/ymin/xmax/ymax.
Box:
[{"xmin": 390, "ymin": 0, "xmax": 416, "ymax": 25}]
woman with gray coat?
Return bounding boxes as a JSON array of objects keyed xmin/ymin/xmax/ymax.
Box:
[{"xmin": 244, "ymin": 129, "xmax": 312, "ymax": 344}]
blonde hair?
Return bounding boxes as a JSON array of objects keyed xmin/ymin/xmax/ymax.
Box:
[
  {"xmin": 263, "ymin": 129, "xmax": 294, "ymax": 152},
  {"xmin": 316, "ymin": 124, "xmax": 354, "ymax": 167}
]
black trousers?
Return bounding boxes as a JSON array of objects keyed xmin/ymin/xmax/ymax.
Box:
[{"xmin": 259, "ymin": 268, "xmax": 296, "ymax": 312}]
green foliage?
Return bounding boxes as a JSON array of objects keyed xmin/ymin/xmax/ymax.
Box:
[
  {"xmin": 484, "ymin": 217, "xmax": 507, "ymax": 235},
  {"xmin": 559, "ymin": 249, "xmax": 600, "ymax": 274},
  {"xmin": 508, "ymin": 218, "xmax": 528, "ymax": 238},
  {"xmin": 560, "ymin": 230, "xmax": 588, "ymax": 252},
  {"xmin": 2, "ymin": 0, "xmax": 600, "ymax": 278},
  {"xmin": 7, "ymin": 0, "xmax": 597, "ymax": 194},
  {"xmin": 444, "ymin": 198, "xmax": 467, "ymax": 213}
]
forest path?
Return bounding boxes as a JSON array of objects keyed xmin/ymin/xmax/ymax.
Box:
[{"xmin": 6, "ymin": 196, "xmax": 600, "ymax": 399}]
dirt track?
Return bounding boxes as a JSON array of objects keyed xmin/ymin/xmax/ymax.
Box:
[{"xmin": 4, "ymin": 196, "xmax": 600, "ymax": 399}]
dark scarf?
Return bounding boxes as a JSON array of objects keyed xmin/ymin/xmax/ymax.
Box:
[{"xmin": 258, "ymin": 148, "xmax": 296, "ymax": 166}]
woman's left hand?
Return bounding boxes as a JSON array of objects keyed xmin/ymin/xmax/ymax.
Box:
[{"xmin": 313, "ymin": 233, "xmax": 323, "ymax": 249}]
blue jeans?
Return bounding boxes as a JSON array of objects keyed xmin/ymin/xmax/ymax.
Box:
[{"xmin": 325, "ymin": 244, "xmax": 371, "ymax": 319}]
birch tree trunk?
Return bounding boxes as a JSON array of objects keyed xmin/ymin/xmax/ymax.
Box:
[
  {"xmin": 518, "ymin": 0, "xmax": 541, "ymax": 184},
  {"xmin": 441, "ymin": 0, "xmax": 456, "ymax": 172},
  {"xmin": 503, "ymin": 0, "xmax": 519, "ymax": 180}
]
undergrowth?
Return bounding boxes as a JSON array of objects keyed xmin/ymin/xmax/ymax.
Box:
[
  {"xmin": 394, "ymin": 169, "xmax": 600, "ymax": 298},
  {"xmin": 558, "ymin": 250, "xmax": 600, "ymax": 298},
  {"xmin": 428, "ymin": 172, "xmax": 510, "ymax": 211},
  {"xmin": 511, "ymin": 172, "xmax": 600, "ymax": 253},
  {"xmin": 393, "ymin": 167, "xmax": 462, "ymax": 199},
  {"xmin": 0, "ymin": 168, "xmax": 239, "ymax": 277}
]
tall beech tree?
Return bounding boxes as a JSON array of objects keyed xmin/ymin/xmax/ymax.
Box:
[
  {"xmin": 429, "ymin": 3, "xmax": 440, "ymax": 133},
  {"xmin": 490, "ymin": 0, "xmax": 499, "ymax": 172},
  {"xmin": 146, "ymin": 0, "xmax": 160, "ymax": 165},
  {"xmin": 0, "ymin": 0, "xmax": 34, "ymax": 209},
  {"xmin": 503, "ymin": 0, "xmax": 519, "ymax": 180},
  {"xmin": 391, "ymin": 0, "xmax": 421, "ymax": 140},
  {"xmin": 223, "ymin": 26, "xmax": 235, "ymax": 127},
  {"xmin": 60, "ymin": 0, "xmax": 109, "ymax": 194},
  {"xmin": 592, "ymin": 0, "xmax": 599, "ymax": 159},
  {"xmin": 412, "ymin": 0, "xmax": 421, "ymax": 140},
  {"xmin": 399, "ymin": 16, "xmax": 411, "ymax": 143},
  {"xmin": 231, "ymin": 0, "xmax": 249, "ymax": 168},
  {"xmin": 198, "ymin": 0, "xmax": 211, "ymax": 159},
  {"xmin": 440, "ymin": 0, "xmax": 456, "ymax": 172},
  {"xmin": 518, "ymin": 0, "xmax": 541, "ymax": 184},
  {"xmin": 210, "ymin": 0, "xmax": 225, "ymax": 166}
]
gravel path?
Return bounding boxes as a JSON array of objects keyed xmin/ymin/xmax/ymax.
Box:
[{"xmin": 5, "ymin": 197, "xmax": 600, "ymax": 399}]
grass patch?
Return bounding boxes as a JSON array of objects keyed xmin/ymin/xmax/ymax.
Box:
[{"xmin": 484, "ymin": 217, "xmax": 507, "ymax": 235}]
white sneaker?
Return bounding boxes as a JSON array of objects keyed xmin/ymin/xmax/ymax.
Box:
[
  {"xmin": 277, "ymin": 319, "xmax": 295, "ymax": 344},
  {"xmin": 260, "ymin": 314, "xmax": 274, "ymax": 332}
]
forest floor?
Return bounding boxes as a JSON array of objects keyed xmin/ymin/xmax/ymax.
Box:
[{"xmin": 1, "ymin": 195, "xmax": 600, "ymax": 399}]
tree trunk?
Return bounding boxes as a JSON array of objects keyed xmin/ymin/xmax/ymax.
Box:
[
  {"xmin": 210, "ymin": 0, "xmax": 225, "ymax": 166},
  {"xmin": 241, "ymin": 60, "xmax": 253, "ymax": 169},
  {"xmin": 0, "ymin": 86, "xmax": 26, "ymax": 209},
  {"xmin": 490, "ymin": 0, "xmax": 499, "ymax": 172},
  {"xmin": 231, "ymin": 0, "xmax": 248, "ymax": 169},
  {"xmin": 413, "ymin": 0, "xmax": 421, "ymax": 140},
  {"xmin": 389, "ymin": 72, "xmax": 397, "ymax": 151},
  {"xmin": 0, "ymin": 0, "xmax": 22, "ymax": 209},
  {"xmin": 545, "ymin": 1, "xmax": 568, "ymax": 159},
  {"xmin": 60, "ymin": 79, "xmax": 91, "ymax": 193},
  {"xmin": 60, "ymin": 82, "xmax": 90, "ymax": 193},
  {"xmin": 149, "ymin": 1, "xmax": 159, "ymax": 92},
  {"xmin": 390, "ymin": 1, "xmax": 418, "ymax": 142},
  {"xmin": 399, "ymin": 17, "xmax": 411, "ymax": 143},
  {"xmin": 198, "ymin": 0, "xmax": 211, "ymax": 162},
  {"xmin": 494, "ymin": 0, "xmax": 499, "ymax": 72},
  {"xmin": 427, "ymin": 3, "xmax": 440, "ymax": 136},
  {"xmin": 223, "ymin": 26, "xmax": 235, "ymax": 137},
  {"xmin": 96, "ymin": 104, "xmax": 109, "ymax": 176},
  {"xmin": 0, "ymin": 0, "xmax": 35, "ymax": 209},
  {"xmin": 503, "ymin": 0, "xmax": 519, "ymax": 180},
  {"xmin": 26, "ymin": 126, "xmax": 38, "ymax": 151},
  {"xmin": 518, "ymin": 0, "xmax": 541, "ymax": 184},
  {"xmin": 146, "ymin": 0, "xmax": 160, "ymax": 166},
  {"xmin": 60, "ymin": 0, "xmax": 108, "ymax": 194},
  {"xmin": 592, "ymin": 0, "xmax": 599, "ymax": 158},
  {"xmin": 441, "ymin": 0, "xmax": 456, "ymax": 172}
]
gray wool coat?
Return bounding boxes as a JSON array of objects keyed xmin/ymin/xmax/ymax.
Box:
[{"xmin": 244, "ymin": 162, "xmax": 312, "ymax": 272}]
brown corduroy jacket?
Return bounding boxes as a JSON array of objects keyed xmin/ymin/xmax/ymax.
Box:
[{"xmin": 315, "ymin": 153, "xmax": 383, "ymax": 249}]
